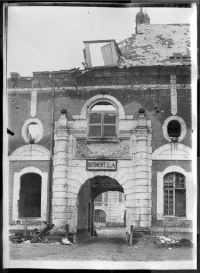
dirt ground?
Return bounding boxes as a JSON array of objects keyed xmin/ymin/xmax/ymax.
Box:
[{"xmin": 8, "ymin": 228, "xmax": 195, "ymax": 262}]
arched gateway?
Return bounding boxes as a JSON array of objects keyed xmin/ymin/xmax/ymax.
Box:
[
  {"xmin": 52, "ymin": 97, "xmax": 152, "ymax": 237},
  {"xmin": 77, "ymin": 176, "xmax": 124, "ymax": 237}
]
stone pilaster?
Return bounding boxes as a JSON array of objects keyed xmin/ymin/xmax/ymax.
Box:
[
  {"xmin": 126, "ymin": 109, "xmax": 152, "ymax": 231},
  {"xmin": 52, "ymin": 110, "xmax": 70, "ymax": 231},
  {"xmin": 170, "ymin": 75, "xmax": 177, "ymax": 115}
]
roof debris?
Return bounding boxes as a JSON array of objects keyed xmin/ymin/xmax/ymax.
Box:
[{"xmin": 118, "ymin": 24, "xmax": 190, "ymax": 66}]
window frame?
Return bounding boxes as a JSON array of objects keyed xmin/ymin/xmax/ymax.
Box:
[
  {"xmin": 94, "ymin": 209, "xmax": 106, "ymax": 223},
  {"xmin": 163, "ymin": 172, "xmax": 186, "ymax": 217},
  {"xmin": 87, "ymin": 100, "xmax": 118, "ymax": 139},
  {"xmin": 162, "ymin": 116, "xmax": 187, "ymax": 142},
  {"xmin": 157, "ymin": 167, "xmax": 193, "ymax": 221}
]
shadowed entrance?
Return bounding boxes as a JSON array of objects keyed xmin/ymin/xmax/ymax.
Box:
[{"xmin": 77, "ymin": 176, "xmax": 124, "ymax": 238}]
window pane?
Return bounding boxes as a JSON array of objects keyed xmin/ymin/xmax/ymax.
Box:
[
  {"xmin": 175, "ymin": 174, "xmax": 185, "ymax": 188},
  {"xmin": 91, "ymin": 102, "xmax": 115, "ymax": 111},
  {"xmin": 104, "ymin": 125, "xmax": 116, "ymax": 137},
  {"xmin": 89, "ymin": 125, "xmax": 101, "ymax": 137},
  {"xmin": 90, "ymin": 113, "xmax": 101, "ymax": 124},
  {"xmin": 175, "ymin": 189, "xmax": 186, "ymax": 217},
  {"xmin": 104, "ymin": 113, "xmax": 116, "ymax": 124},
  {"xmin": 164, "ymin": 188, "xmax": 174, "ymax": 215}
]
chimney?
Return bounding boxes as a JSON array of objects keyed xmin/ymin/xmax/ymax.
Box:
[{"xmin": 10, "ymin": 72, "xmax": 21, "ymax": 80}]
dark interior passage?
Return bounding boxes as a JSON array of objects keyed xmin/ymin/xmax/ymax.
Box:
[
  {"xmin": 19, "ymin": 173, "xmax": 42, "ymax": 217},
  {"xmin": 77, "ymin": 176, "xmax": 125, "ymax": 238}
]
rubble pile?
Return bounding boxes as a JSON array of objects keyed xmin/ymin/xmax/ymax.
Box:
[
  {"xmin": 153, "ymin": 235, "xmax": 193, "ymax": 248},
  {"xmin": 9, "ymin": 223, "xmax": 54, "ymax": 244}
]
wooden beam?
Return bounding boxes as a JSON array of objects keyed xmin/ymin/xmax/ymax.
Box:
[{"xmin": 83, "ymin": 39, "xmax": 116, "ymax": 44}]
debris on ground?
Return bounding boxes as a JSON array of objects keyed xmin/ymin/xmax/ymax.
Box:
[
  {"xmin": 153, "ymin": 236, "xmax": 193, "ymax": 248},
  {"xmin": 9, "ymin": 223, "xmax": 54, "ymax": 244},
  {"xmin": 61, "ymin": 237, "xmax": 73, "ymax": 245}
]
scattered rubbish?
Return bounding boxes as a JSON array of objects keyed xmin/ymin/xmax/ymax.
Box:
[
  {"xmin": 61, "ymin": 237, "xmax": 73, "ymax": 245},
  {"xmin": 153, "ymin": 236, "xmax": 193, "ymax": 248},
  {"xmin": 22, "ymin": 240, "xmax": 30, "ymax": 244},
  {"xmin": 9, "ymin": 223, "xmax": 54, "ymax": 244},
  {"xmin": 30, "ymin": 223, "xmax": 54, "ymax": 243},
  {"xmin": 168, "ymin": 247, "xmax": 172, "ymax": 250}
]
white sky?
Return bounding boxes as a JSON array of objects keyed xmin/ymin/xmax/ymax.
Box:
[{"xmin": 7, "ymin": 6, "xmax": 195, "ymax": 76}]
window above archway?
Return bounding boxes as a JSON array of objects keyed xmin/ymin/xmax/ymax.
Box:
[{"xmin": 88, "ymin": 101, "xmax": 117, "ymax": 138}]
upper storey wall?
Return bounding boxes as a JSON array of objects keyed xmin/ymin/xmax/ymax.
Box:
[{"xmin": 7, "ymin": 66, "xmax": 192, "ymax": 155}]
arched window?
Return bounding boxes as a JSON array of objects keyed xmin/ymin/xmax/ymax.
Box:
[
  {"xmin": 19, "ymin": 173, "xmax": 42, "ymax": 217},
  {"xmin": 164, "ymin": 172, "xmax": 186, "ymax": 217},
  {"xmin": 94, "ymin": 209, "xmax": 106, "ymax": 222},
  {"xmin": 89, "ymin": 101, "xmax": 117, "ymax": 138}
]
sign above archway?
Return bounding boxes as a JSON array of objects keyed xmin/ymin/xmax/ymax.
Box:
[{"xmin": 86, "ymin": 159, "xmax": 117, "ymax": 171}]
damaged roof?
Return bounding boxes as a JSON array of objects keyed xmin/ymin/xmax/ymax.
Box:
[{"xmin": 118, "ymin": 24, "xmax": 191, "ymax": 66}]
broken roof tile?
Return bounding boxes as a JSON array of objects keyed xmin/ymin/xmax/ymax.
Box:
[{"xmin": 118, "ymin": 24, "xmax": 190, "ymax": 66}]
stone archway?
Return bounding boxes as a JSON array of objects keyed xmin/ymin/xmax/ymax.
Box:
[{"xmin": 77, "ymin": 176, "xmax": 124, "ymax": 238}]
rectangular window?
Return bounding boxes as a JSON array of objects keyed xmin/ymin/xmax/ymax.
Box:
[
  {"xmin": 89, "ymin": 113, "xmax": 102, "ymax": 137},
  {"xmin": 89, "ymin": 112, "xmax": 117, "ymax": 138}
]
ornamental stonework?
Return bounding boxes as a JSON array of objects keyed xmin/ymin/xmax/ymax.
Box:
[{"xmin": 75, "ymin": 139, "xmax": 130, "ymax": 159}]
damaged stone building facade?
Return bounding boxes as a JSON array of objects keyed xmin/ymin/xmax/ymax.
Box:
[{"xmin": 7, "ymin": 9, "xmax": 193, "ymax": 237}]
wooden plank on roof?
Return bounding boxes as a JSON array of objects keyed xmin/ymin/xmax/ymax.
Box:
[{"xmin": 83, "ymin": 39, "xmax": 116, "ymax": 44}]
